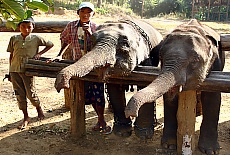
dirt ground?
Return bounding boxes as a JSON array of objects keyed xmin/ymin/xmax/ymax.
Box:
[{"xmin": 0, "ymin": 11, "xmax": 230, "ymax": 155}]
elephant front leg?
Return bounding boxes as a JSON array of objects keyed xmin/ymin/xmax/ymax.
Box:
[
  {"xmin": 161, "ymin": 92, "xmax": 178, "ymax": 150},
  {"xmin": 198, "ymin": 91, "xmax": 221, "ymax": 155},
  {"xmin": 106, "ymin": 83, "xmax": 132, "ymax": 137},
  {"xmin": 134, "ymin": 102, "xmax": 155, "ymax": 141}
]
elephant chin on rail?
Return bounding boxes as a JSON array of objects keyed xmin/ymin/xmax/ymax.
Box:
[
  {"xmin": 125, "ymin": 19, "xmax": 225, "ymax": 154},
  {"xmin": 54, "ymin": 18, "xmax": 163, "ymax": 139}
]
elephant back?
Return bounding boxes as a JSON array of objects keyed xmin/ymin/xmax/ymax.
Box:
[
  {"xmin": 120, "ymin": 18, "xmax": 163, "ymax": 50},
  {"xmin": 134, "ymin": 19, "xmax": 163, "ymax": 47}
]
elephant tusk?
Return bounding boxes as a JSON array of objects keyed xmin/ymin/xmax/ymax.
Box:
[{"xmin": 179, "ymin": 85, "xmax": 183, "ymax": 92}]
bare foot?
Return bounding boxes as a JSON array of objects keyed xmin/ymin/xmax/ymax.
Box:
[
  {"xmin": 18, "ymin": 118, "xmax": 30, "ymax": 130},
  {"xmin": 36, "ymin": 106, "xmax": 45, "ymax": 120}
]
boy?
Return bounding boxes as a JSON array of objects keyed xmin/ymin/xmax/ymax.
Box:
[
  {"xmin": 50, "ymin": 2, "xmax": 111, "ymax": 134},
  {"xmin": 7, "ymin": 17, "xmax": 54, "ymax": 130}
]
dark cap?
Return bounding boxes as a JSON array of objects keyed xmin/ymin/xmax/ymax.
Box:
[{"xmin": 18, "ymin": 17, "xmax": 35, "ymax": 27}]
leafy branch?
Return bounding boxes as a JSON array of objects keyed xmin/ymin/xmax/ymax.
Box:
[{"xmin": 0, "ymin": 0, "xmax": 54, "ymax": 30}]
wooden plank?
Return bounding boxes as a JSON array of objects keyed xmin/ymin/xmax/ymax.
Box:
[
  {"xmin": 25, "ymin": 68, "xmax": 230, "ymax": 92},
  {"xmin": 0, "ymin": 21, "xmax": 69, "ymax": 33},
  {"xmin": 27, "ymin": 58, "xmax": 75, "ymax": 67},
  {"xmin": 69, "ymin": 79, "xmax": 86, "ymax": 138},
  {"xmin": 62, "ymin": 47, "xmax": 73, "ymax": 109},
  {"xmin": 220, "ymin": 34, "xmax": 230, "ymax": 51},
  {"xmin": 25, "ymin": 64, "xmax": 63, "ymax": 72},
  {"xmin": 177, "ymin": 90, "xmax": 197, "ymax": 155}
]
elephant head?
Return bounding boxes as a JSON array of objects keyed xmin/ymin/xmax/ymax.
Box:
[
  {"xmin": 55, "ymin": 18, "xmax": 163, "ymax": 92},
  {"xmin": 125, "ymin": 19, "xmax": 221, "ymax": 117}
]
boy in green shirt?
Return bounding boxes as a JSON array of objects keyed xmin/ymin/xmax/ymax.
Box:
[{"xmin": 7, "ymin": 17, "xmax": 54, "ymax": 130}]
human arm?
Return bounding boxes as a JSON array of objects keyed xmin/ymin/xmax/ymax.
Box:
[
  {"xmin": 46, "ymin": 42, "xmax": 69, "ymax": 63},
  {"xmin": 33, "ymin": 41, "xmax": 54, "ymax": 60},
  {"xmin": 46, "ymin": 22, "xmax": 73, "ymax": 63}
]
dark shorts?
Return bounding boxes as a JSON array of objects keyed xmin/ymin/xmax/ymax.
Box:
[{"xmin": 85, "ymin": 81, "xmax": 105, "ymax": 107}]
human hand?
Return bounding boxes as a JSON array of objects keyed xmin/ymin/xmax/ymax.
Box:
[
  {"xmin": 33, "ymin": 53, "xmax": 41, "ymax": 60},
  {"xmin": 82, "ymin": 23, "xmax": 92, "ymax": 35},
  {"xmin": 46, "ymin": 56, "xmax": 62, "ymax": 63}
]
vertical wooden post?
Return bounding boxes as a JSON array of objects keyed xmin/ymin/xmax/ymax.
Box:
[
  {"xmin": 207, "ymin": 0, "xmax": 210, "ymax": 21},
  {"xmin": 226, "ymin": 0, "xmax": 230, "ymax": 21},
  {"xmin": 177, "ymin": 90, "xmax": 197, "ymax": 155},
  {"xmin": 69, "ymin": 79, "xmax": 86, "ymax": 138},
  {"xmin": 141, "ymin": 0, "xmax": 145, "ymax": 19},
  {"xmin": 192, "ymin": 0, "xmax": 195, "ymax": 18},
  {"xmin": 62, "ymin": 47, "xmax": 72, "ymax": 109}
]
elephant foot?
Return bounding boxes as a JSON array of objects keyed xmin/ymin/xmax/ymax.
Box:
[
  {"xmin": 198, "ymin": 137, "xmax": 220, "ymax": 155},
  {"xmin": 134, "ymin": 123, "xmax": 154, "ymax": 141},
  {"xmin": 113, "ymin": 121, "xmax": 132, "ymax": 137},
  {"xmin": 161, "ymin": 136, "xmax": 177, "ymax": 150},
  {"xmin": 161, "ymin": 128, "xmax": 177, "ymax": 150}
]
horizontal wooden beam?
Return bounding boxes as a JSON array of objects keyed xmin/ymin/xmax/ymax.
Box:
[
  {"xmin": 25, "ymin": 59, "xmax": 230, "ymax": 93},
  {"xmin": 0, "ymin": 21, "xmax": 69, "ymax": 33},
  {"xmin": 220, "ymin": 34, "xmax": 230, "ymax": 51}
]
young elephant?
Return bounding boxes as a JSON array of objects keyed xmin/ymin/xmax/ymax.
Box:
[
  {"xmin": 55, "ymin": 18, "xmax": 163, "ymax": 138},
  {"xmin": 125, "ymin": 19, "xmax": 225, "ymax": 154}
]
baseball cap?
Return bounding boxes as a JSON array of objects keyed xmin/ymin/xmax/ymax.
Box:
[
  {"xmin": 78, "ymin": 2, "xmax": 94, "ymax": 11},
  {"xmin": 18, "ymin": 17, "xmax": 35, "ymax": 27}
]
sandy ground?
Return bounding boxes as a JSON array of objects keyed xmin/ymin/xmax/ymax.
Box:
[{"xmin": 0, "ymin": 12, "xmax": 230, "ymax": 155}]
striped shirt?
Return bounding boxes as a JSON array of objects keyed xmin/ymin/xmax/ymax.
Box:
[{"xmin": 60, "ymin": 20, "xmax": 97, "ymax": 60}]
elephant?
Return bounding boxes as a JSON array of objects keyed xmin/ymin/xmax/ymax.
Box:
[
  {"xmin": 54, "ymin": 18, "xmax": 163, "ymax": 137},
  {"xmin": 125, "ymin": 19, "xmax": 225, "ymax": 154}
]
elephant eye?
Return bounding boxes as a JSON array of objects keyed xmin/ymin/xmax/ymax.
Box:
[{"xmin": 118, "ymin": 36, "xmax": 130, "ymax": 47}]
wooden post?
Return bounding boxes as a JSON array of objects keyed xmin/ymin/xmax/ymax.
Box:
[
  {"xmin": 177, "ymin": 90, "xmax": 197, "ymax": 155},
  {"xmin": 69, "ymin": 79, "xmax": 86, "ymax": 138},
  {"xmin": 62, "ymin": 47, "xmax": 73, "ymax": 109},
  {"xmin": 192, "ymin": 0, "xmax": 195, "ymax": 18},
  {"xmin": 141, "ymin": 0, "xmax": 145, "ymax": 19},
  {"xmin": 208, "ymin": 0, "xmax": 210, "ymax": 21}
]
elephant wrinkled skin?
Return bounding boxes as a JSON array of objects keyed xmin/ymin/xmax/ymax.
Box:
[
  {"xmin": 55, "ymin": 18, "xmax": 163, "ymax": 138},
  {"xmin": 125, "ymin": 19, "xmax": 225, "ymax": 154}
]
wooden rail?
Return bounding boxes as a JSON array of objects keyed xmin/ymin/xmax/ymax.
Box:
[{"xmin": 25, "ymin": 59, "xmax": 230, "ymax": 92}]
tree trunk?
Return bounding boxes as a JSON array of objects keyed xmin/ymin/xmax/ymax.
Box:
[{"xmin": 97, "ymin": 0, "xmax": 102, "ymax": 8}]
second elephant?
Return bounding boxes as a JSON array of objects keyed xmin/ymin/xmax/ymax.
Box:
[{"xmin": 125, "ymin": 19, "xmax": 225, "ymax": 154}]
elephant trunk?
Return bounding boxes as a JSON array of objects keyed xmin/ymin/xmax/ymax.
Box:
[
  {"xmin": 55, "ymin": 43, "xmax": 116, "ymax": 92},
  {"xmin": 125, "ymin": 71, "xmax": 177, "ymax": 118}
]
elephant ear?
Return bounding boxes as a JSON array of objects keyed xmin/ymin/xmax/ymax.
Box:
[
  {"xmin": 206, "ymin": 35, "xmax": 219, "ymax": 47},
  {"xmin": 149, "ymin": 40, "xmax": 164, "ymax": 67}
]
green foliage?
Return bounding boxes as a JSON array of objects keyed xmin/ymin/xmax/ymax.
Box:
[
  {"xmin": 53, "ymin": 0, "xmax": 82, "ymax": 10},
  {"xmin": 129, "ymin": 0, "xmax": 192, "ymax": 19},
  {"xmin": 0, "ymin": 0, "xmax": 54, "ymax": 30},
  {"xmin": 96, "ymin": 7, "xmax": 108, "ymax": 15},
  {"xmin": 97, "ymin": 4, "xmax": 133, "ymax": 16}
]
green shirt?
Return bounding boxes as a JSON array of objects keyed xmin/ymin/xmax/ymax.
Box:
[{"xmin": 7, "ymin": 34, "xmax": 53, "ymax": 72}]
